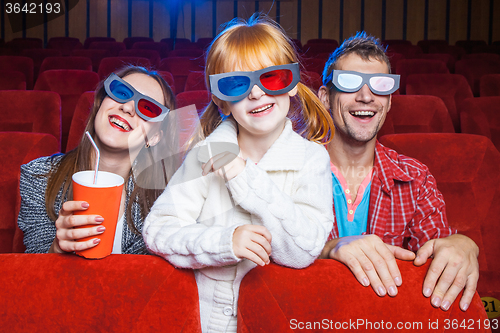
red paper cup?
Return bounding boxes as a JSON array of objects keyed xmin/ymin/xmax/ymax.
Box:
[{"xmin": 72, "ymin": 170, "xmax": 124, "ymax": 259}]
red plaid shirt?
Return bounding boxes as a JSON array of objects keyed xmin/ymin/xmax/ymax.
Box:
[{"xmin": 328, "ymin": 141, "xmax": 456, "ymax": 251}]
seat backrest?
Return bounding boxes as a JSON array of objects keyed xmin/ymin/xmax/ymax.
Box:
[
  {"xmin": 97, "ymin": 57, "xmax": 152, "ymax": 80},
  {"xmin": 39, "ymin": 56, "xmax": 93, "ymax": 74},
  {"xmin": 89, "ymin": 42, "xmax": 126, "ymax": 57},
  {"xmin": 70, "ymin": 49, "xmax": 112, "ymax": 72},
  {"xmin": 416, "ymin": 39, "xmax": 448, "ymax": 53},
  {"xmin": 176, "ymin": 90, "xmax": 211, "ymax": 117},
  {"xmin": 0, "ymin": 90, "xmax": 62, "ymax": 150},
  {"xmin": 123, "ymin": 37, "xmax": 154, "ymax": 49},
  {"xmin": 0, "ymin": 56, "xmax": 34, "ymax": 89},
  {"xmin": 480, "ymin": 74, "xmax": 500, "ymax": 97},
  {"xmin": 455, "ymin": 59, "xmax": 500, "ymax": 96},
  {"xmin": 119, "ymin": 49, "xmax": 161, "ymax": 68},
  {"xmin": 459, "ymin": 96, "xmax": 500, "ymax": 152},
  {"xmin": 159, "ymin": 58, "xmax": 204, "ymax": 93},
  {"xmin": 83, "ymin": 37, "xmax": 116, "ymax": 49},
  {"xmin": 0, "ymin": 132, "xmax": 59, "ymax": 253},
  {"xmin": 406, "ymin": 73, "xmax": 473, "ymax": 132},
  {"xmin": 66, "ymin": 91, "xmax": 95, "ymax": 152},
  {"xmin": 378, "ymin": 95, "xmax": 455, "ymax": 137},
  {"xmin": 379, "ymin": 133, "xmax": 500, "ymax": 274},
  {"xmin": 132, "ymin": 42, "xmax": 170, "ymax": 58},
  {"xmin": 34, "ymin": 70, "xmax": 100, "ymax": 152},
  {"xmin": 396, "ymin": 59, "xmax": 450, "ymax": 94},
  {"xmin": 301, "ymin": 71, "xmax": 322, "ymax": 92},
  {"xmin": 158, "ymin": 71, "xmax": 175, "ymax": 95},
  {"xmin": 184, "ymin": 71, "xmax": 207, "ymax": 92},
  {"xmin": 0, "ymin": 70, "xmax": 26, "ymax": 90}
]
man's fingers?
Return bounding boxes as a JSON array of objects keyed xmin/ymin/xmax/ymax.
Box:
[
  {"xmin": 422, "ymin": 255, "xmax": 448, "ymax": 302},
  {"xmin": 414, "ymin": 240, "xmax": 435, "ymax": 266},
  {"xmin": 364, "ymin": 248, "xmax": 397, "ymax": 297},
  {"xmin": 459, "ymin": 274, "xmax": 478, "ymax": 311}
]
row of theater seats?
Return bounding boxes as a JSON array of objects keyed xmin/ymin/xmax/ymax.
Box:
[{"xmin": 1, "ymin": 131, "xmax": 498, "ymax": 319}]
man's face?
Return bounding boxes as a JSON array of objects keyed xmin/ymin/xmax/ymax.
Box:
[{"xmin": 319, "ymin": 53, "xmax": 392, "ymax": 145}]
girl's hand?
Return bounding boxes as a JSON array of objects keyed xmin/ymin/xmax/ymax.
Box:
[
  {"xmin": 232, "ymin": 225, "xmax": 272, "ymax": 266},
  {"xmin": 201, "ymin": 151, "xmax": 245, "ymax": 181},
  {"xmin": 49, "ymin": 201, "xmax": 105, "ymax": 254}
]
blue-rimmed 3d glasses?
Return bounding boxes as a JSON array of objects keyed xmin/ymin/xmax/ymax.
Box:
[
  {"xmin": 209, "ymin": 63, "xmax": 301, "ymax": 102},
  {"xmin": 327, "ymin": 70, "xmax": 400, "ymax": 95},
  {"xmin": 104, "ymin": 73, "xmax": 170, "ymax": 122}
]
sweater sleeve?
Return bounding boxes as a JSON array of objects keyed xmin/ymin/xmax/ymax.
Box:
[
  {"xmin": 17, "ymin": 156, "xmax": 64, "ymax": 253},
  {"xmin": 227, "ymin": 143, "xmax": 334, "ymax": 269},
  {"xmin": 142, "ymin": 148, "xmax": 241, "ymax": 269}
]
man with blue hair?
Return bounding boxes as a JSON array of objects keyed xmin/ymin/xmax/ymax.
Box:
[{"xmin": 318, "ymin": 32, "xmax": 479, "ymax": 312}]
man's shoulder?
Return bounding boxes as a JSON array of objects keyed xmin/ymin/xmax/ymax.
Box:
[{"xmin": 375, "ymin": 141, "xmax": 431, "ymax": 179}]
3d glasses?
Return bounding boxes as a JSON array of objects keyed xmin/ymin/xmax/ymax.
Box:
[
  {"xmin": 209, "ymin": 63, "xmax": 301, "ymax": 102},
  {"xmin": 327, "ymin": 70, "xmax": 400, "ymax": 95},
  {"xmin": 104, "ymin": 73, "xmax": 170, "ymax": 122}
]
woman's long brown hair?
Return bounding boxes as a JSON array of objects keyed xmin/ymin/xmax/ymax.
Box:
[
  {"xmin": 45, "ymin": 65, "xmax": 176, "ymax": 234},
  {"xmin": 201, "ymin": 13, "xmax": 334, "ymax": 143}
]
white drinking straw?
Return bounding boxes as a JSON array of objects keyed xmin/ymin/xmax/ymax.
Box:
[{"xmin": 85, "ymin": 131, "xmax": 100, "ymax": 184}]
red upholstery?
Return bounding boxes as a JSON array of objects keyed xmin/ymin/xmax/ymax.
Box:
[
  {"xmin": 83, "ymin": 37, "xmax": 116, "ymax": 49},
  {"xmin": 66, "ymin": 92, "xmax": 94, "ymax": 152},
  {"xmin": 302, "ymin": 43, "xmax": 338, "ymax": 58},
  {"xmin": 39, "ymin": 56, "xmax": 93, "ymax": 74},
  {"xmin": 378, "ymin": 95, "xmax": 455, "ymax": 137},
  {"xmin": 0, "ymin": 132, "xmax": 59, "ymax": 253},
  {"xmin": 383, "ymin": 39, "xmax": 413, "ymax": 47},
  {"xmin": 462, "ymin": 53, "xmax": 500, "ymax": 62},
  {"xmin": 456, "ymin": 40, "xmax": 488, "ymax": 54},
  {"xmin": 176, "ymin": 90, "xmax": 211, "ymax": 116},
  {"xmin": 34, "ymin": 70, "xmax": 99, "ymax": 152},
  {"xmin": 123, "ymin": 36, "xmax": 154, "ymax": 49},
  {"xmin": 20, "ymin": 49, "xmax": 62, "ymax": 80},
  {"xmin": 480, "ymin": 74, "xmax": 500, "ymax": 97},
  {"xmin": 168, "ymin": 49, "xmax": 205, "ymax": 58},
  {"xmin": 97, "ymin": 57, "xmax": 152, "ymax": 80},
  {"xmin": 379, "ymin": 133, "xmax": 500, "ymax": 306},
  {"xmin": 119, "ymin": 49, "xmax": 161, "ymax": 68},
  {"xmin": 196, "ymin": 37, "xmax": 213, "ymax": 50},
  {"xmin": 406, "ymin": 74, "xmax": 473, "ymax": 132},
  {"xmin": 158, "ymin": 71, "xmax": 175, "ymax": 95},
  {"xmin": 71, "ymin": 49, "xmax": 112, "ymax": 72},
  {"xmin": 0, "ymin": 90, "xmax": 61, "ymax": 149},
  {"xmin": 386, "ymin": 52, "xmax": 404, "ymax": 73},
  {"xmin": 46, "ymin": 37, "xmax": 83, "ymax": 56},
  {"xmin": 5, "ymin": 38, "xmax": 43, "ymax": 55},
  {"xmin": 455, "ymin": 58, "xmax": 500, "ymax": 96},
  {"xmin": 0, "ymin": 56, "xmax": 34, "ymax": 89},
  {"xmin": 301, "ymin": 71, "xmax": 322, "ymax": 92},
  {"xmin": 0, "ymin": 70, "xmax": 26, "ymax": 90},
  {"xmin": 412, "ymin": 53, "xmax": 455, "ymax": 72},
  {"xmin": 386, "ymin": 44, "xmax": 422, "ymax": 58},
  {"xmin": 417, "ymin": 39, "xmax": 448, "ymax": 53},
  {"xmin": 238, "ymin": 260, "xmax": 488, "ymax": 332},
  {"xmin": 184, "ymin": 71, "xmax": 207, "ymax": 92},
  {"xmin": 396, "ymin": 59, "xmax": 449, "ymax": 94},
  {"xmin": 174, "ymin": 41, "xmax": 200, "ymax": 50},
  {"xmin": 0, "ymin": 254, "xmax": 201, "ymax": 332},
  {"xmin": 459, "ymin": 97, "xmax": 500, "ymax": 152},
  {"xmin": 159, "ymin": 57, "xmax": 204, "ymax": 94},
  {"xmin": 302, "ymin": 57, "xmax": 327, "ymax": 75},
  {"xmin": 89, "ymin": 41, "xmax": 126, "ymax": 56},
  {"xmin": 132, "ymin": 41, "xmax": 171, "ymax": 58}
]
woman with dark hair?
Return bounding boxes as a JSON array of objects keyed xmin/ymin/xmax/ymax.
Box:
[{"xmin": 18, "ymin": 65, "xmax": 177, "ymax": 255}]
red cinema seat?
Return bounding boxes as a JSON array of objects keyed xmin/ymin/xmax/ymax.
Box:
[
  {"xmin": 184, "ymin": 71, "xmax": 206, "ymax": 92},
  {"xmin": 123, "ymin": 36, "xmax": 154, "ymax": 49},
  {"xmin": 132, "ymin": 41, "xmax": 170, "ymax": 58},
  {"xmin": 158, "ymin": 71, "xmax": 175, "ymax": 95},
  {"xmin": 386, "ymin": 44, "xmax": 422, "ymax": 58},
  {"xmin": 34, "ymin": 70, "xmax": 99, "ymax": 152},
  {"xmin": 173, "ymin": 40, "xmax": 199, "ymax": 50},
  {"xmin": 0, "ymin": 70, "xmax": 26, "ymax": 90},
  {"xmin": 159, "ymin": 57, "xmax": 204, "ymax": 94},
  {"xmin": 455, "ymin": 58, "xmax": 500, "ymax": 96},
  {"xmin": 290, "ymin": 38, "xmax": 303, "ymax": 52},
  {"xmin": 46, "ymin": 37, "xmax": 83, "ymax": 56},
  {"xmin": 89, "ymin": 41, "xmax": 126, "ymax": 57},
  {"xmin": 459, "ymin": 96, "xmax": 500, "ymax": 152},
  {"xmin": 0, "ymin": 254, "xmax": 202, "ymax": 332},
  {"xmin": 6, "ymin": 38, "xmax": 43, "ymax": 55},
  {"xmin": 302, "ymin": 57, "xmax": 327, "ymax": 76},
  {"xmin": 0, "ymin": 90, "xmax": 61, "ymax": 148},
  {"xmin": 66, "ymin": 91, "xmax": 95, "ymax": 152},
  {"xmin": 302, "ymin": 43, "xmax": 338, "ymax": 58},
  {"xmin": 301, "ymin": 71, "xmax": 322, "ymax": 92},
  {"xmin": 97, "ymin": 57, "xmax": 152, "ymax": 80},
  {"xmin": 238, "ymin": 261, "xmax": 488, "ymax": 332},
  {"xmin": 83, "ymin": 37, "xmax": 115, "ymax": 49},
  {"xmin": 176, "ymin": 90, "xmax": 211, "ymax": 117},
  {"xmin": 417, "ymin": 39, "xmax": 448, "ymax": 53},
  {"xmin": 196, "ymin": 37, "xmax": 213, "ymax": 50},
  {"xmin": 21, "ymin": 49, "xmax": 62, "ymax": 80},
  {"xmin": 461, "ymin": 53, "xmax": 500, "ymax": 62},
  {"xmin": 119, "ymin": 49, "xmax": 161, "ymax": 68},
  {"xmin": 39, "ymin": 56, "xmax": 93, "ymax": 74},
  {"xmin": 386, "ymin": 52, "xmax": 404, "ymax": 73},
  {"xmin": 167, "ymin": 49, "xmax": 204, "ymax": 58},
  {"xmin": 378, "ymin": 95, "xmax": 455, "ymax": 137},
  {"xmin": 412, "ymin": 53, "xmax": 455, "ymax": 73},
  {"xmin": 379, "ymin": 133, "xmax": 500, "ymax": 306},
  {"xmin": 395, "ymin": 59, "xmax": 449, "ymax": 94},
  {"xmin": 0, "ymin": 56, "xmax": 34, "ymax": 89},
  {"xmin": 406, "ymin": 73, "xmax": 473, "ymax": 132},
  {"xmin": 0, "ymin": 132, "xmax": 59, "ymax": 253},
  {"xmin": 71, "ymin": 49, "xmax": 112, "ymax": 72},
  {"xmin": 480, "ymin": 74, "xmax": 500, "ymax": 97},
  {"xmin": 383, "ymin": 39, "xmax": 412, "ymax": 47},
  {"xmin": 455, "ymin": 40, "xmax": 487, "ymax": 54}
]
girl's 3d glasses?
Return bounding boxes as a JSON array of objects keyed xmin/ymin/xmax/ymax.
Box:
[
  {"xmin": 209, "ymin": 63, "xmax": 301, "ymax": 102},
  {"xmin": 327, "ymin": 70, "xmax": 400, "ymax": 95},
  {"xmin": 104, "ymin": 73, "xmax": 169, "ymax": 122}
]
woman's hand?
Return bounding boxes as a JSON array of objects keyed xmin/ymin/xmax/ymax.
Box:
[
  {"xmin": 232, "ymin": 225, "xmax": 272, "ymax": 266},
  {"xmin": 49, "ymin": 201, "xmax": 105, "ymax": 253}
]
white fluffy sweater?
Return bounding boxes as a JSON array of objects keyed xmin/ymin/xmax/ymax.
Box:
[{"xmin": 143, "ymin": 118, "xmax": 333, "ymax": 332}]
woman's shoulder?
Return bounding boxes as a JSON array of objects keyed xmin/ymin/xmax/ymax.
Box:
[{"xmin": 21, "ymin": 154, "xmax": 64, "ymax": 177}]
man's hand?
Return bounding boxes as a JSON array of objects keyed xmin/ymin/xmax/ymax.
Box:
[
  {"xmin": 414, "ymin": 234, "xmax": 479, "ymax": 312},
  {"xmin": 320, "ymin": 234, "xmax": 415, "ymax": 297}
]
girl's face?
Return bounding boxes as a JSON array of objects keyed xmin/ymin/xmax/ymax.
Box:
[
  {"xmin": 94, "ymin": 73, "xmax": 164, "ymax": 154},
  {"xmin": 222, "ymin": 61, "xmax": 298, "ymax": 140}
]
